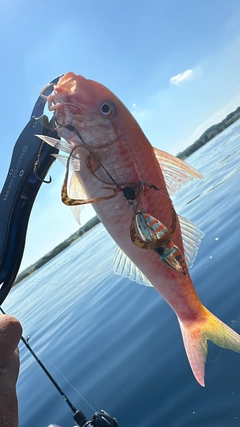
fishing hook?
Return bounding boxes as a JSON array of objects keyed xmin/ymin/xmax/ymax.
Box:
[
  {"xmin": 33, "ymin": 140, "xmax": 52, "ymax": 183},
  {"xmin": 33, "ymin": 161, "xmax": 52, "ymax": 183}
]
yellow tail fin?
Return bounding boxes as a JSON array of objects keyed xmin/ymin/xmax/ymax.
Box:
[{"xmin": 178, "ymin": 306, "xmax": 240, "ymax": 386}]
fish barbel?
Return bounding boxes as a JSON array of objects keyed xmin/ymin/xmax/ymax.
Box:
[{"xmin": 40, "ymin": 72, "xmax": 240, "ymax": 386}]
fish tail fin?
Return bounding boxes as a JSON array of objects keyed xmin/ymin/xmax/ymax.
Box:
[{"xmin": 178, "ymin": 306, "xmax": 240, "ymax": 386}]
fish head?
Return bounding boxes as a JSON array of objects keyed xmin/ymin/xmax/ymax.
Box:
[{"xmin": 48, "ymin": 72, "xmax": 130, "ymax": 149}]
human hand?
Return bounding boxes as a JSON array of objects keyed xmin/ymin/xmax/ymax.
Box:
[{"xmin": 0, "ymin": 315, "xmax": 22, "ymax": 427}]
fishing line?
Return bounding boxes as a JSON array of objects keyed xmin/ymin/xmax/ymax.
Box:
[
  {"xmin": 55, "ymin": 119, "xmax": 164, "ymax": 208},
  {"xmin": 43, "ymin": 356, "xmax": 96, "ymax": 412},
  {"xmin": 55, "ymin": 120, "xmax": 121, "ymax": 190},
  {"xmin": 53, "ymin": 118, "xmax": 186, "ymax": 273},
  {"xmin": 0, "ymin": 307, "xmax": 95, "ymax": 415}
]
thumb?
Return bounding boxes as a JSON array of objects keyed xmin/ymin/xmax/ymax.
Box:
[{"xmin": 0, "ymin": 315, "xmax": 22, "ymax": 368}]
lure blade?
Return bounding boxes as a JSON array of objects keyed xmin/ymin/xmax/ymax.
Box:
[
  {"xmin": 135, "ymin": 212, "xmax": 168, "ymax": 242},
  {"xmin": 134, "ymin": 212, "xmax": 187, "ymax": 275},
  {"xmin": 155, "ymin": 241, "xmax": 187, "ymax": 275}
]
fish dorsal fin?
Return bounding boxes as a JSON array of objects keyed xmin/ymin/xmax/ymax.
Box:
[
  {"xmin": 153, "ymin": 148, "xmax": 203, "ymax": 194},
  {"xmin": 179, "ymin": 215, "xmax": 204, "ymax": 268},
  {"xmin": 113, "ymin": 247, "xmax": 153, "ymax": 287},
  {"xmin": 68, "ymin": 172, "xmax": 87, "ymax": 225}
]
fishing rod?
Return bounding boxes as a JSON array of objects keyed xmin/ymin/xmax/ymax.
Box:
[{"xmin": 0, "ymin": 306, "xmax": 118, "ymax": 427}]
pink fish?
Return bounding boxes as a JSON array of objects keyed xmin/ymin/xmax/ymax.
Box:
[{"xmin": 39, "ymin": 72, "xmax": 240, "ymax": 386}]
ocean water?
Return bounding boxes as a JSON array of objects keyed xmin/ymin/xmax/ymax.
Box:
[{"xmin": 3, "ymin": 119, "xmax": 240, "ymax": 427}]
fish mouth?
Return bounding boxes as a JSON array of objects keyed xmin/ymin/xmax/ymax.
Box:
[
  {"xmin": 43, "ymin": 72, "xmax": 83, "ymax": 115},
  {"xmin": 48, "ymin": 98, "xmax": 82, "ymax": 115}
]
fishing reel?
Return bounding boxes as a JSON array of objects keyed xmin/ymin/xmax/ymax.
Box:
[
  {"xmin": 86, "ymin": 409, "xmax": 118, "ymax": 427},
  {"xmin": 48, "ymin": 409, "xmax": 118, "ymax": 427}
]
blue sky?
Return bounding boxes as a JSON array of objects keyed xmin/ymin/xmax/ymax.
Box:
[{"xmin": 1, "ymin": 0, "xmax": 240, "ymax": 270}]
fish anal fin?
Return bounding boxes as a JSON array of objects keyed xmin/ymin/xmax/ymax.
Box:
[
  {"xmin": 153, "ymin": 148, "xmax": 203, "ymax": 194},
  {"xmin": 178, "ymin": 307, "xmax": 240, "ymax": 386}
]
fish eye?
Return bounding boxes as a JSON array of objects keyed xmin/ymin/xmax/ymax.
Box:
[
  {"xmin": 100, "ymin": 100, "xmax": 117, "ymax": 118},
  {"xmin": 101, "ymin": 103, "xmax": 110, "ymax": 114}
]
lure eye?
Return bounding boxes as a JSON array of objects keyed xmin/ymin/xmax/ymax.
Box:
[{"xmin": 100, "ymin": 100, "xmax": 117, "ymax": 118}]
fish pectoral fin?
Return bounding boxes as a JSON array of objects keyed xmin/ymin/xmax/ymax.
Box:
[
  {"xmin": 68, "ymin": 172, "xmax": 86, "ymax": 224},
  {"xmin": 113, "ymin": 247, "xmax": 153, "ymax": 287},
  {"xmin": 153, "ymin": 147, "xmax": 203, "ymax": 194},
  {"xmin": 37, "ymin": 135, "xmax": 82, "ymax": 170},
  {"xmin": 178, "ymin": 307, "xmax": 240, "ymax": 386},
  {"xmin": 36, "ymin": 135, "xmax": 73, "ymax": 154},
  {"xmin": 178, "ymin": 215, "xmax": 204, "ymax": 268},
  {"xmin": 52, "ymin": 154, "xmax": 81, "ymax": 171}
]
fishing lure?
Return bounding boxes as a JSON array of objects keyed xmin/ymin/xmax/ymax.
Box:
[
  {"xmin": 37, "ymin": 134, "xmax": 187, "ymax": 275},
  {"xmin": 132, "ymin": 211, "xmax": 187, "ymax": 275}
]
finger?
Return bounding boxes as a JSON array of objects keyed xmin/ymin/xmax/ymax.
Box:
[
  {"xmin": 0, "ymin": 350, "xmax": 19, "ymax": 427},
  {"xmin": 3, "ymin": 348, "xmax": 20, "ymax": 383},
  {"xmin": 0, "ymin": 315, "xmax": 22, "ymax": 368}
]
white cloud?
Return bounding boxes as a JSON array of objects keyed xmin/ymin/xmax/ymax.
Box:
[{"xmin": 170, "ymin": 69, "xmax": 193, "ymax": 85}]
